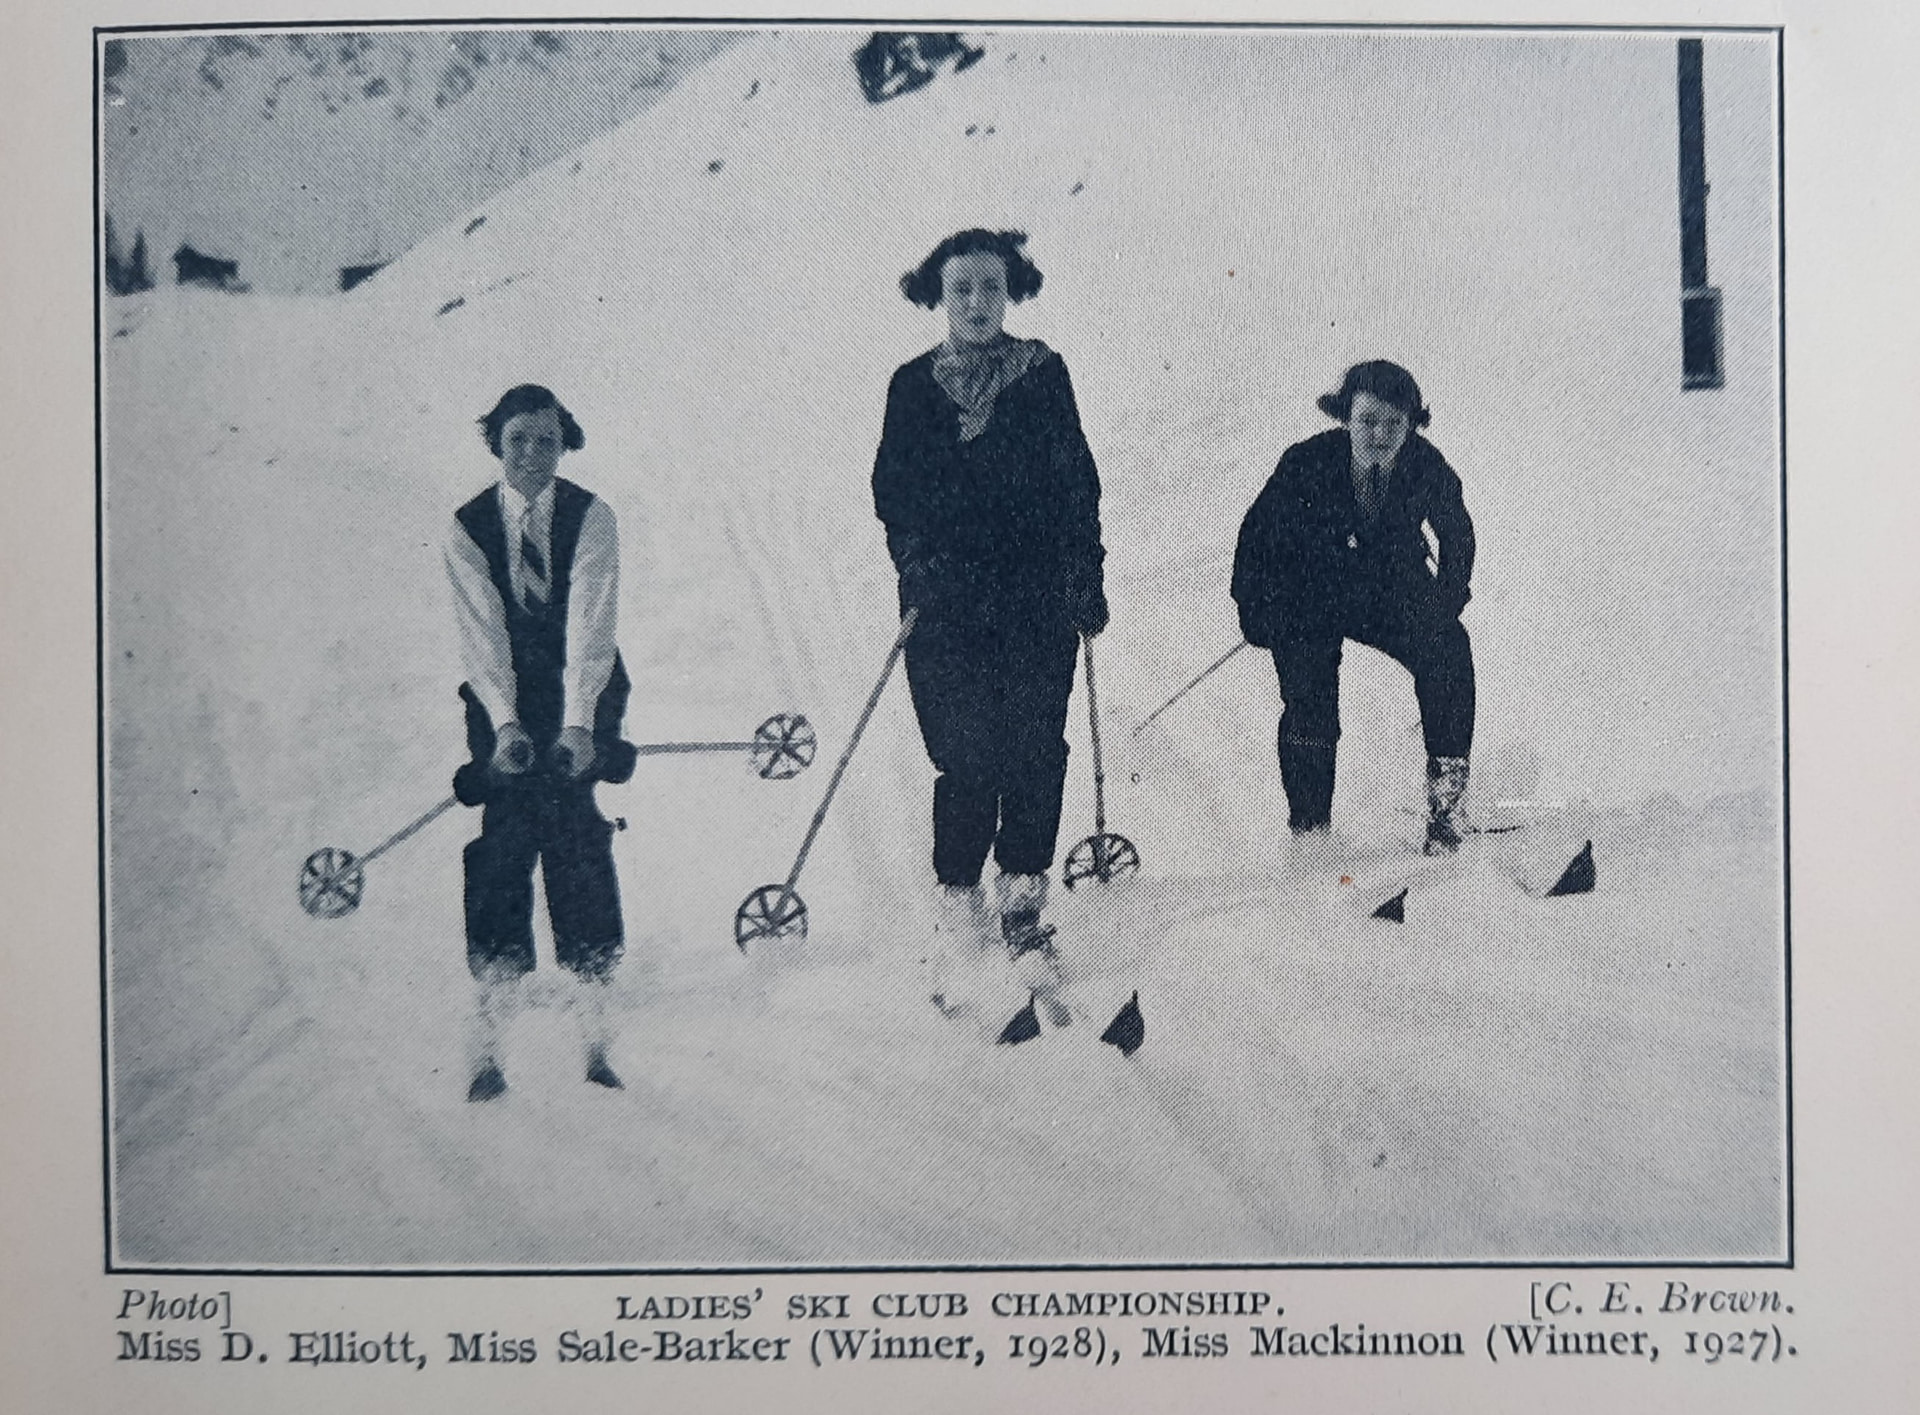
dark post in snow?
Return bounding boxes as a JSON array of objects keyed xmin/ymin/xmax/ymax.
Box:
[{"xmin": 1678, "ymin": 37, "xmax": 1724, "ymax": 390}]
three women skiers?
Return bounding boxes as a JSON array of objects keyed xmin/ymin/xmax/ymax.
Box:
[
  {"xmin": 440, "ymin": 319, "xmax": 1467, "ymax": 1085},
  {"xmin": 445, "ymin": 384, "xmax": 637, "ymax": 1100},
  {"xmin": 1231, "ymin": 360, "xmax": 1477, "ymax": 854},
  {"xmin": 871, "ymin": 229, "xmax": 1108, "ymax": 984}
]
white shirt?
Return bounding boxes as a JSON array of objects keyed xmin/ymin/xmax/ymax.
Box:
[{"xmin": 445, "ymin": 481, "xmax": 620, "ymax": 733}]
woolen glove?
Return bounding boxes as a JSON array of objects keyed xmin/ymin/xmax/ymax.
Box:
[
  {"xmin": 897, "ymin": 553, "xmax": 951, "ymax": 614},
  {"xmin": 553, "ymin": 726, "xmax": 598, "ymax": 781},
  {"xmin": 1237, "ymin": 597, "xmax": 1277, "ymax": 650},
  {"xmin": 1074, "ymin": 581, "xmax": 1111, "ymax": 637},
  {"xmin": 490, "ymin": 722, "xmax": 535, "ymax": 776}
]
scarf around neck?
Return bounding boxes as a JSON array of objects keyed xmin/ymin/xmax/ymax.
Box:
[{"xmin": 931, "ymin": 335, "xmax": 1051, "ymax": 442}]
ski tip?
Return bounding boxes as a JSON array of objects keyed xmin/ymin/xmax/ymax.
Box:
[
  {"xmin": 1545, "ymin": 840, "xmax": 1596, "ymax": 897},
  {"xmin": 997, "ymin": 992, "xmax": 1042, "ymax": 1046},
  {"xmin": 466, "ymin": 1063, "xmax": 507, "ymax": 1103},
  {"xmin": 585, "ymin": 1052, "xmax": 625, "ymax": 1091},
  {"xmin": 1370, "ymin": 888, "xmax": 1408, "ymax": 923},
  {"xmin": 1100, "ymin": 990, "xmax": 1145, "ymax": 1057}
]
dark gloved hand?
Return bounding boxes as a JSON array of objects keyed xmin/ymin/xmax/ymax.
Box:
[
  {"xmin": 1060, "ymin": 557, "xmax": 1108, "ymax": 637},
  {"xmin": 1074, "ymin": 581, "xmax": 1110, "ymax": 637},
  {"xmin": 898, "ymin": 553, "xmax": 952, "ymax": 615},
  {"xmin": 490, "ymin": 722, "xmax": 536, "ymax": 776},
  {"xmin": 1237, "ymin": 599, "xmax": 1277, "ymax": 650},
  {"xmin": 597, "ymin": 737, "xmax": 639, "ymax": 785},
  {"xmin": 553, "ymin": 726, "xmax": 598, "ymax": 781},
  {"xmin": 1434, "ymin": 581, "xmax": 1472, "ymax": 620}
]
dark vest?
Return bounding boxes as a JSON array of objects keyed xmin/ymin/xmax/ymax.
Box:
[{"xmin": 454, "ymin": 480, "xmax": 632, "ymax": 787}]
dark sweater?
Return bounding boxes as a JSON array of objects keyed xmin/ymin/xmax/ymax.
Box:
[
  {"xmin": 872, "ymin": 345, "xmax": 1105, "ymax": 630},
  {"xmin": 1231, "ymin": 428, "xmax": 1474, "ymax": 645},
  {"xmin": 451, "ymin": 479, "xmax": 633, "ymax": 798}
]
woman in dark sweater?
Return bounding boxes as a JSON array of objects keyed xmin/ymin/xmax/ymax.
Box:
[
  {"xmin": 1231, "ymin": 361, "xmax": 1477, "ymax": 854},
  {"xmin": 872, "ymin": 229, "xmax": 1108, "ymax": 966}
]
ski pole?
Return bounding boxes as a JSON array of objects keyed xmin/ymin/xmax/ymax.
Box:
[
  {"xmin": 299, "ymin": 709, "xmax": 819, "ymax": 921},
  {"xmin": 358, "ymin": 794, "xmax": 460, "ymax": 869},
  {"xmin": 1064, "ymin": 634, "xmax": 1140, "ymax": 889},
  {"xmin": 632, "ymin": 712, "xmax": 818, "ymax": 779},
  {"xmin": 734, "ymin": 608, "xmax": 919, "ymax": 947},
  {"xmin": 1084, "ymin": 635, "xmax": 1110, "ymax": 834},
  {"xmin": 298, "ymin": 793, "xmax": 459, "ymax": 919},
  {"xmin": 1131, "ymin": 639, "xmax": 1250, "ymax": 737}
]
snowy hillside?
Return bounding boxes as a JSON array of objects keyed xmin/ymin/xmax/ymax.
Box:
[
  {"xmin": 104, "ymin": 28, "xmax": 1784, "ymax": 1266},
  {"xmin": 102, "ymin": 29, "xmax": 736, "ymax": 293}
]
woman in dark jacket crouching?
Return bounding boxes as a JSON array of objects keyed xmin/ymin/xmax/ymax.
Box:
[
  {"xmin": 1231, "ymin": 360, "xmax": 1476, "ymax": 854},
  {"xmin": 872, "ymin": 229, "xmax": 1108, "ymax": 963}
]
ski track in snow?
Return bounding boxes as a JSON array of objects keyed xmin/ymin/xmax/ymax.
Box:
[{"xmin": 104, "ymin": 30, "xmax": 1783, "ymax": 1266}]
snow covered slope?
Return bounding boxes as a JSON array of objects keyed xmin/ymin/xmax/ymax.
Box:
[
  {"xmin": 103, "ymin": 29, "xmax": 735, "ymax": 293},
  {"xmin": 104, "ymin": 28, "xmax": 1784, "ymax": 1266}
]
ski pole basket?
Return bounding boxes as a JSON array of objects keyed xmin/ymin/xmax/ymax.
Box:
[
  {"xmin": 298, "ymin": 846, "xmax": 368, "ymax": 919},
  {"xmin": 1063, "ymin": 832, "xmax": 1141, "ymax": 889},
  {"xmin": 297, "ymin": 793, "xmax": 459, "ymax": 919},
  {"xmin": 749, "ymin": 712, "xmax": 817, "ymax": 779},
  {"xmin": 734, "ymin": 883, "xmax": 809, "ymax": 948}
]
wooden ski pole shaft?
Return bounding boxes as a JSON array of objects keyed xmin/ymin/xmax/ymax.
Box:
[
  {"xmin": 633, "ymin": 740, "xmax": 760, "ymax": 756},
  {"xmin": 779, "ymin": 609, "xmax": 918, "ymax": 895},
  {"xmin": 1131, "ymin": 640, "xmax": 1249, "ymax": 737},
  {"xmin": 1082, "ymin": 635, "xmax": 1109, "ymax": 834},
  {"xmin": 354, "ymin": 793, "xmax": 459, "ymax": 871}
]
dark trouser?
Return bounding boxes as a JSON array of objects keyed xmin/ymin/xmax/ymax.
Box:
[
  {"xmin": 904, "ymin": 614, "xmax": 1079, "ymax": 887},
  {"xmin": 1272, "ymin": 607, "xmax": 1475, "ymax": 831},
  {"xmin": 463, "ymin": 779, "xmax": 623, "ymax": 980}
]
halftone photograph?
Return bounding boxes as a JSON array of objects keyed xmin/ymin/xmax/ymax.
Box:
[{"xmin": 100, "ymin": 22, "xmax": 1784, "ymax": 1269}]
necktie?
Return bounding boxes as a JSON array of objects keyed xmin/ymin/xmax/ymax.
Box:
[
  {"xmin": 520, "ymin": 510, "xmax": 549, "ymax": 607},
  {"xmin": 1356, "ymin": 464, "xmax": 1387, "ymax": 521}
]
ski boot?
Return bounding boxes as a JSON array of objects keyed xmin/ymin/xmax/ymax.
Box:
[
  {"xmin": 1425, "ymin": 755, "xmax": 1470, "ymax": 855},
  {"xmin": 928, "ymin": 883, "xmax": 996, "ymax": 1019},
  {"xmin": 466, "ymin": 967, "xmax": 521, "ymax": 1102},
  {"xmin": 576, "ymin": 973, "xmax": 624, "ymax": 1090},
  {"xmin": 996, "ymin": 872, "xmax": 1070, "ymax": 1029}
]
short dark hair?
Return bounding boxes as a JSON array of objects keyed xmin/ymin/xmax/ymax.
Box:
[
  {"xmin": 477, "ymin": 384, "xmax": 586, "ymax": 455},
  {"xmin": 900, "ymin": 229, "xmax": 1044, "ymax": 309},
  {"xmin": 1316, "ymin": 360, "xmax": 1432, "ymax": 429}
]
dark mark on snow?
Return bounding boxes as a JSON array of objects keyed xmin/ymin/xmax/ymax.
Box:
[
  {"xmin": 708, "ymin": 158, "xmax": 724, "ymax": 173},
  {"xmin": 437, "ymin": 296, "xmax": 465, "ymax": 316},
  {"xmin": 1071, "ymin": 181, "xmax": 1084, "ymax": 195},
  {"xmin": 464, "ymin": 216, "xmax": 485, "ymax": 236}
]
